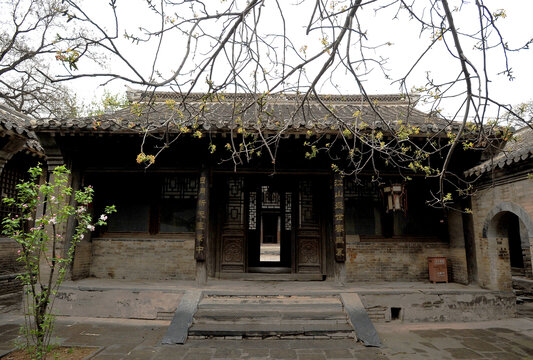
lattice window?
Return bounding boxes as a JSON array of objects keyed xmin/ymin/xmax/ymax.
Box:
[
  {"xmin": 299, "ymin": 180, "xmax": 316, "ymax": 227},
  {"xmin": 344, "ymin": 179, "xmax": 380, "ymax": 201},
  {"xmin": 248, "ymin": 191, "xmax": 257, "ymax": 230},
  {"xmin": 162, "ymin": 175, "xmax": 198, "ymax": 199},
  {"xmin": 225, "ymin": 177, "xmax": 244, "ymax": 225},
  {"xmin": 344, "ymin": 178, "xmax": 383, "ymax": 236},
  {"xmin": 261, "ymin": 185, "xmax": 280, "ymax": 209},
  {"xmin": 284, "ymin": 192, "xmax": 292, "ymax": 230},
  {"xmin": 0, "ymin": 166, "xmax": 25, "ymax": 221}
]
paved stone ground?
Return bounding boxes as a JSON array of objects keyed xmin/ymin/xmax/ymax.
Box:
[{"xmin": 1, "ymin": 313, "xmax": 533, "ymax": 359}]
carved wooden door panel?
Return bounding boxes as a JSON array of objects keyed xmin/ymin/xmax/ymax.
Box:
[
  {"xmin": 220, "ymin": 177, "xmax": 246, "ymax": 272},
  {"xmin": 296, "ymin": 180, "xmax": 322, "ymax": 273}
]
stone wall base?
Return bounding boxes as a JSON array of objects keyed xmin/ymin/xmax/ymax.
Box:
[{"xmin": 361, "ymin": 291, "xmax": 516, "ymax": 322}]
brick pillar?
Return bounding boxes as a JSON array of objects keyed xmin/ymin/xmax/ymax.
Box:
[{"xmin": 447, "ymin": 209, "xmax": 468, "ymax": 284}]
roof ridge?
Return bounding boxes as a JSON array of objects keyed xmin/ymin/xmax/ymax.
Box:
[{"xmin": 126, "ymin": 91, "xmax": 419, "ymax": 105}]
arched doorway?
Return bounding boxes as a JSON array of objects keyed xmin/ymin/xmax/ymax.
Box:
[
  {"xmin": 482, "ymin": 202, "xmax": 533, "ymax": 290},
  {"xmin": 489, "ymin": 212, "xmax": 525, "ymax": 275}
]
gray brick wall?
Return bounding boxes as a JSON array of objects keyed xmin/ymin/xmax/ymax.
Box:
[
  {"xmin": 90, "ymin": 235, "xmax": 196, "ymax": 280},
  {"xmin": 471, "ymin": 177, "xmax": 533, "ymax": 290},
  {"xmin": 345, "ymin": 238, "xmax": 466, "ymax": 283}
]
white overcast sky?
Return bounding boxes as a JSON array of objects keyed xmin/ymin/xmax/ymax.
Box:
[{"xmin": 67, "ymin": 0, "xmax": 533, "ymax": 119}]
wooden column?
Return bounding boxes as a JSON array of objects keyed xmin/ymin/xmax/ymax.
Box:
[
  {"xmin": 66, "ymin": 169, "xmax": 86, "ymax": 280},
  {"xmin": 35, "ymin": 133, "xmax": 74, "ymax": 279},
  {"xmin": 333, "ymin": 173, "xmax": 346, "ymax": 285},
  {"xmin": 38, "ymin": 133, "xmax": 65, "ymax": 171},
  {"xmin": 333, "ymin": 173, "xmax": 346, "ymax": 262},
  {"xmin": 195, "ymin": 169, "xmax": 208, "ymax": 284}
]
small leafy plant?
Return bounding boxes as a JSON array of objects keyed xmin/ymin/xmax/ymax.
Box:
[{"xmin": 1, "ymin": 165, "xmax": 115, "ymax": 359}]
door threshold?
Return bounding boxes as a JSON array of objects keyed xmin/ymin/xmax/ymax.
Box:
[
  {"xmin": 248, "ymin": 267, "xmax": 291, "ymax": 274},
  {"xmin": 218, "ymin": 272, "xmax": 325, "ymax": 281}
]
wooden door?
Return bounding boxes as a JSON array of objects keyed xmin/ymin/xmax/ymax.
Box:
[
  {"xmin": 219, "ymin": 176, "xmax": 246, "ymax": 272},
  {"xmin": 296, "ymin": 179, "xmax": 323, "ymax": 273}
]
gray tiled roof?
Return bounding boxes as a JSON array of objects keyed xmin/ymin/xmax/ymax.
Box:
[
  {"xmin": 32, "ymin": 92, "xmax": 460, "ymax": 134},
  {"xmin": 0, "ymin": 104, "xmax": 43, "ymax": 153},
  {"xmin": 464, "ymin": 125, "xmax": 533, "ymax": 177}
]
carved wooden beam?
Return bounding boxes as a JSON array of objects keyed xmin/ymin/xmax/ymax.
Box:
[
  {"xmin": 0, "ymin": 134, "xmax": 26, "ymax": 175},
  {"xmin": 38, "ymin": 133, "xmax": 65, "ymax": 170}
]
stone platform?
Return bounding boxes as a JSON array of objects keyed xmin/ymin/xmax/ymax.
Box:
[{"xmin": 46, "ymin": 279, "xmax": 515, "ymax": 323}]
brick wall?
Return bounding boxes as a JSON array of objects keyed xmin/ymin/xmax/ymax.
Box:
[
  {"xmin": 0, "ymin": 238, "xmax": 22, "ymax": 274},
  {"xmin": 72, "ymin": 239, "xmax": 92, "ymax": 280},
  {"xmin": 471, "ymin": 177, "xmax": 533, "ymax": 290},
  {"xmin": 0, "ymin": 274, "xmax": 22, "ymax": 296},
  {"xmin": 90, "ymin": 235, "xmax": 196, "ymax": 280},
  {"xmin": 346, "ymin": 236, "xmax": 466, "ymax": 283}
]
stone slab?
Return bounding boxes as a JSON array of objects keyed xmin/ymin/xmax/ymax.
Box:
[
  {"xmin": 340, "ymin": 293, "xmax": 382, "ymax": 347},
  {"xmin": 162, "ymin": 290, "xmax": 202, "ymax": 345},
  {"xmin": 194, "ymin": 308, "xmax": 346, "ymax": 320},
  {"xmin": 189, "ymin": 322, "xmax": 353, "ymax": 336},
  {"xmin": 54, "ymin": 289, "xmax": 183, "ymax": 319}
]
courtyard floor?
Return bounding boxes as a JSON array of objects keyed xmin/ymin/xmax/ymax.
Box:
[{"xmin": 1, "ymin": 308, "xmax": 533, "ymax": 360}]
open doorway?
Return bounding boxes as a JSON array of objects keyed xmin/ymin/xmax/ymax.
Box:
[
  {"xmin": 248, "ymin": 184, "xmax": 292, "ymax": 271},
  {"xmin": 503, "ymin": 213, "xmax": 525, "ymax": 276},
  {"xmin": 488, "ymin": 211, "xmax": 527, "ymax": 277}
]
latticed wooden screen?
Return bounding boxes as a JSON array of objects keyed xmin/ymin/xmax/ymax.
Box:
[{"xmin": 0, "ymin": 165, "xmax": 25, "ymax": 221}]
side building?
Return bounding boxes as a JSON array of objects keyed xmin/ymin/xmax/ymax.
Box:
[
  {"xmin": 465, "ymin": 126, "xmax": 533, "ymax": 291},
  {"xmin": 0, "ymin": 105, "xmax": 42, "ymax": 313}
]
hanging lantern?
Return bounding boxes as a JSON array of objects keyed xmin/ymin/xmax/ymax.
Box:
[{"xmin": 382, "ymin": 184, "xmax": 406, "ymax": 212}]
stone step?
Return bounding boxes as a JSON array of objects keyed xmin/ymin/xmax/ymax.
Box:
[
  {"xmin": 197, "ymin": 303, "xmax": 344, "ymax": 312},
  {"xmin": 188, "ymin": 322, "xmax": 355, "ymax": 337},
  {"xmin": 193, "ymin": 318, "xmax": 347, "ymax": 325},
  {"xmin": 200, "ymin": 295, "xmax": 341, "ymax": 306},
  {"xmin": 516, "ymin": 296, "xmax": 533, "ymax": 304},
  {"xmin": 189, "ymin": 294, "xmax": 354, "ymax": 339},
  {"xmin": 194, "ymin": 308, "xmax": 347, "ymax": 321}
]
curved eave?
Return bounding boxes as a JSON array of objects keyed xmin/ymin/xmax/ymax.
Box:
[
  {"xmin": 32, "ymin": 119, "xmax": 462, "ymax": 135},
  {"xmin": 464, "ymin": 147, "xmax": 533, "ymax": 177}
]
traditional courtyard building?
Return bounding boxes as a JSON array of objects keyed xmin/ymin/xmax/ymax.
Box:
[
  {"xmin": 28, "ymin": 92, "xmax": 483, "ymax": 285},
  {"xmin": 2, "ymin": 92, "xmax": 531, "ymax": 333}
]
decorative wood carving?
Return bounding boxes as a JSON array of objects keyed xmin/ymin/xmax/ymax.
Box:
[
  {"xmin": 220, "ymin": 176, "xmax": 245, "ymax": 272},
  {"xmin": 222, "ymin": 237, "xmax": 244, "ymax": 264},
  {"xmin": 163, "ymin": 175, "xmax": 198, "ymax": 199},
  {"xmin": 225, "ymin": 177, "xmax": 244, "ymax": 227},
  {"xmin": 298, "ymin": 180, "xmax": 317, "ymax": 228},
  {"xmin": 296, "ymin": 180, "xmax": 322, "ymax": 273},
  {"xmin": 298, "ymin": 238, "xmax": 319, "ymax": 264},
  {"xmin": 248, "ymin": 191, "xmax": 257, "ymax": 230},
  {"xmin": 284, "ymin": 192, "xmax": 292, "ymax": 230}
]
